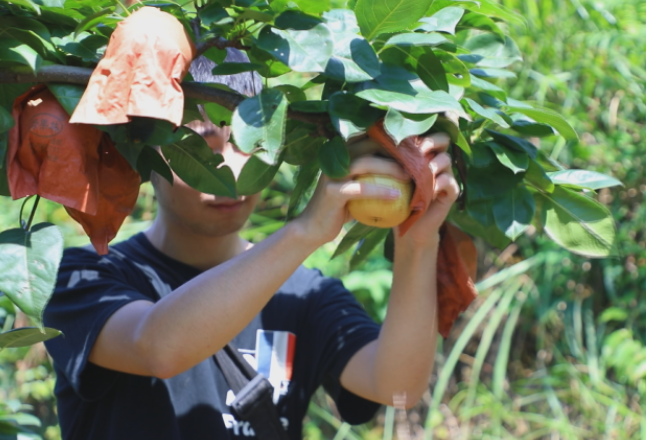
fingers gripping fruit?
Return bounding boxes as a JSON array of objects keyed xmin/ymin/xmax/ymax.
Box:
[{"xmin": 347, "ymin": 174, "xmax": 413, "ymax": 228}]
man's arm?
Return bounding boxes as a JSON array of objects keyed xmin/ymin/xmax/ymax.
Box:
[
  {"xmin": 340, "ymin": 133, "xmax": 459, "ymax": 408},
  {"xmin": 88, "ymin": 158, "xmax": 409, "ymax": 379}
]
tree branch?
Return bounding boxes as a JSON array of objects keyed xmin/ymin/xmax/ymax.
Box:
[{"xmin": 0, "ymin": 65, "xmax": 331, "ymax": 129}]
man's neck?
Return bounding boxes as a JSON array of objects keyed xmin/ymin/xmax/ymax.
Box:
[{"xmin": 144, "ymin": 217, "xmax": 250, "ymax": 271}]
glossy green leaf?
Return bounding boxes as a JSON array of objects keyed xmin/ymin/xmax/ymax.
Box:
[
  {"xmin": 354, "ymin": 0, "xmax": 434, "ymax": 40},
  {"xmin": 384, "ymin": 109, "xmax": 437, "ymax": 144},
  {"xmin": 350, "ymin": 227, "xmax": 390, "ymax": 270},
  {"xmin": 510, "ymin": 117, "xmax": 554, "ymax": 137},
  {"xmin": 0, "ymin": 327, "xmax": 62, "ymax": 349},
  {"xmin": 417, "ymin": 50, "xmax": 449, "ymax": 92},
  {"xmin": 328, "ymin": 91, "xmax": 383, "ymax": 139},
  {"xmin": 332, "ymin": 222, "xmax": 375, "ymax": 259},
  {"xmin": 415, "ymin": 7, "xmax": 464, "ymax": 34},
  {"xmin": 287, "ymin": 160, "xmax": 320, "ymax": 219},
  {"xmin": 199, "ymin": 3, "xmax": 229, "ymax": 26},
  {"xmin": 469, "ymin": 141, "xmax": 496, "ymax": 168},
  {"xmin": 211, "ymin": 62, "xmax": 263, "ymax": 75},
  {"xmin": 136, "ymin": 145, "xmax": 173, "ymax": 185},
  {"xmin": 0, "ymin": 223, "xmax": 63, "ymax": 328},
  {"xmin": 486, "ymin": 130, "xmax": 537, "ymax": 158},
  {"xmin": 355, "ymin": 88, "xmax": 466, "ymax": 116},
  {"xmin": 47, "ymin": 83, "xmax": 84, "ymax": 115},
  {"xmin": 275, "ymin": 10, "xmax": 323, "ymax": 30},
  {"xmin": 290, "ymin": 100, "xmax": 328, "ymax": 113},
  {"xmin": 525, "ymin": 158, "xmax": 555, "ymax": 192},
  {"xmin": 74, "ymin": 7, "xmax": 113, "ymax": 36},
  {"xmin": 507, "ymin": 105, "xmax": 578, "ymax": 141},
  {"xmin": 470, "ymin": 67, "xmax": 516, "ymax": 79},
  {"xmin": 237, "ymin": 155, "xmax": 282, "ymax": 196},
  {"xmin": 318, "ymin": 136, "xmax": 350, "ymax": 178},
  {"xmin": 56, "ymin": 33, "xmax": 108, "ymax": 62},
  {"xmin": 536, "ymin": 187, "xmax": 616, "ymax": 257},
  {"xmin": 2, "ymin": 28, "xmax": 58, "ymax": 61},
  {"xmin": 114, "ymin": 142, "xmax": 144, "ymax": 170},
  {"xmin": 162, "ymin": 130, "xmax": 236, "ymax": 198},
  {"xmin": 548, "ymin": 170, "xmax": 622, "ymax": 190},
  {"xmin": 472, "ymin": 0, "xmax": 526, "ymax": 26},
  {"xmin": 449, "ymin": 206, "xmax": 511, "ymax": 249},
  {"xmin": 0, "ymin": 40, "xmax": 41, "ymax": 73},
  {"xmin": 434, "ymin": 50, "xmax": 471, "ymax": 87},
  {"xmin": 283, "ymin": 126, "xmax": 324, "ymax": 165},
  {"xmin": 467, "ymin": 161, "xmax": 524, "ymax": 201},
  {"xmin": 204, "ymin": 102, "xmax": 233, "ymax": 126},
  {"xmin": 256, "ymin": 24, "xmax": 334, "ymax": 72},
  {"xmin": 383, "ymin": 33, "xmax": 449, "ymax": 48},
  {"xmin": 493, "ymin": 186, "xmax": 535, "ymax": 240},
  {"xmin": 464, "ymin": 34, "xmax": 522, "ymax": 69},
  {"xmin": 487, "ymin": 142, "xmax": 528, "ymax": 174},
  {"xmin": 325, "ymin": 35, "xmax": 381, "ymax": 82},
  {"xmin": 0, "ymin": 106, "xmax": 14, "ymax": 133},
  {"xmin": 0, "ymin": 0, "xmax": 39, "ymax": 13},
  {"xmin": 458, "ymin": 12, "xmax": 504, "ymax": 38},
  {"xmin": 271, "ymin": 0, "xmax": 331, "ymax": 14},
  {"xmin": 465, "ymin": 98, "xmax": 509, "ymax": 128},
  {"xmin": 231, "ymin": 89, "xmax": 288, "ymax": 163},
  {"xmin": 469, "ymin": 76, "xmax": 507, "ymax": 101},
  {"xmin": 273, "ymin": 85, "xmax": 306, "ymax": 103}
]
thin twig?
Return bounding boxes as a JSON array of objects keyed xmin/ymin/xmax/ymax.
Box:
[
  {"xmin": 195, "ymin": 36, "xmax": 251, "ymax": 57},
  {"xmin": 19, "ymin": 195, "xmax": 34, "ymax": 230},
  {"xmin": 25, "ymin": 195, "xmax": 41, "ymax": 232}
]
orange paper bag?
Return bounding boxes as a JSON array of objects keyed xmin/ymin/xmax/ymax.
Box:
[
  {"xmin": 367, "ymin": 121, "xmax": 478, "ymax": 338},
  {"xmin": 7, "ymin": 85, "xmax": 140, "ymax": 255},
  {"xmin": 70, "ymin": 6, "xmax": 196, "ymax": 127}
]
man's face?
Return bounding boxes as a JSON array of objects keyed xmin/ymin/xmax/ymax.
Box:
[{"xmin": 152, "ymin": 121, "xmax": 261, "ymax": 237}]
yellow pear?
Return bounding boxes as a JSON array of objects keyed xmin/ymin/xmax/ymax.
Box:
[{"xmin": 348, "ymin": 174, "xmax": 413, "ymax": 228}]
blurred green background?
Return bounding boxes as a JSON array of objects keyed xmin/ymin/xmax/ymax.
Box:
[{"xmin": 1, "ymin": 0, "xmax": 645, "ymax": 438}]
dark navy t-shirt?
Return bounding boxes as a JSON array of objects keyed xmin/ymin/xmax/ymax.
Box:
[{"xmin": 43, "ymin": 233, "xmax": 381, "ymax": 440}]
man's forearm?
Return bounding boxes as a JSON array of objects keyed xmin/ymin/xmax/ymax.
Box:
[{"xmin": 134, "ymin": 223, "xmax": 318, "ymax": 378}]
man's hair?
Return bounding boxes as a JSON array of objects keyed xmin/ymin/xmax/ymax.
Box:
[{"xmin": 189, "ymin": 49, "xmax": 263, "ymax": 97}]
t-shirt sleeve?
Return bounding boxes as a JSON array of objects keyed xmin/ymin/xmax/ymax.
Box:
[
  {"xmin": 304, "ymin": 272, "xmax": 382, "ymax": 425},
  {"xmin": 43, "ymin": 248, "xmax": 152, "ymax": 401}
]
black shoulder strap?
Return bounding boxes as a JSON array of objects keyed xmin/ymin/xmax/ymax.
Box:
[{"xmin": 215, "ymin": 343, "xmax": 290, "ymax": 440}]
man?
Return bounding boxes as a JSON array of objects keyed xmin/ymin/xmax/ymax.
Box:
[{"xmin": 43, "ymin": 52, "xmax": 459, "ymax": 439}]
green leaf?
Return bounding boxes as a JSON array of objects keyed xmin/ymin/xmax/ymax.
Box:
[
  {"xmin": 287, "ymin": 160, "xmax": 320, "ymax": 219},
  {"xmin": 328, "ymin": 92, "xmax": 383, "ymax": 139},
  {"xmin": 256, "ymin": 24, "xmax": 334, "ymax": 72},
  {"xmin": 74, "ymin": 7, "xmax": 114, "ymax": 37},
  {"xmin": 486, "ymin": 129, "xmax": 537, "ymax": 158},
  {"xmin": 114, "ymin": 142, "xmax": 144, "ymax": 170},
  {"xmin": 536, "ymin": 187, "xmax": 616, "ymax": 258},
  {"xmin": 56, "ymin": 33, "xmax": 108, "ymax": 62},
  {"xmin": 464, "ymin": 34, "xmax": 522, "ymax": 69},
  {"xmin": 283, "ymin": 126, "xmax": 324, "ymax": 165},
  {"xmin": 509, "ymin": 116, "xmax": 554, "ymax": 137},
  {"xmin": 271, "ymin": 0, "xmax": 331, "ymax": 15},
  {"xmin": 434, "ymin": 50, "xmax": 471, "ymax": 87},
  {"xmin": 0, "ymin": 327, "xmax": 61, "ymax": 349},
  {"xmin": 467, "ymin": 160, "xmax": 524, "ymax": 201},
  {"xmin": 204, "ymin": 102, "xmax": 233, "ymax": 126},
  {"xmin": 493, "ymin": 186, "xmax": 535, "ymax": 240},
  {"xmin": 415, "ymin": 7, "xmax": 464, "ymax": 34},
  {"xmin": 507, "ymin": 105, "xmax": 578, "ymax": 141},
  {"xmin": 331, "ymin": 222, "xmax": 376, "ymax": 259},
  {"xmin": 384, "ymin": 109, "xmax": 437, "ymax": 144},
  {"xmin": 354, "ymin": 0, "xmax": 434, "ymax": 40},
  {"xmin": 0, "ymin": 0, "xmax": 39, "ymax": 13},
  {"xmin": 470, "ymin": 67, "xmax": 516, "ymax": 79},
  {"xmin": 465, "ymin": 98, "xmax": 509, "ymax": 128},
  {"xmin": 383, "ymin": 32, "xmax": 449, "ymax": 48},
  {"xmin": 237, "ymin": 155, "xmax": 282, "ymax": 196},
  {"xmin": 47, "ymin": 83, "xmax": 84, "ymax": 116},
  {"xmin": 0, "ymin": 223, "xmax": 64, "ymax": 328},
  {"xmin": 1, "ymin": 28, "xmax": 59, "ymax": 61},
  {"xmin": 457, "ymin": 12, "xmax": 504, "ymax": 38},
  {"xmin": 0, "ymin": 106, "xmax": 14, "ymax": 133},
  {"xmin": 289, "ymin": 100, "xmax": 328, "ymax": 113},
  {"xmin": 547, "ymin": 170, "xmax": 622, "ymax": 191},
  {"xmin": 274, "ymin": 85, "xmax": 306, "ymax": 103},
  {"xmin": 162, "ymin": 129, "xmax": 236, "ymax": 198},
  {"xmin": 211, "ymin": 62, "xmax": 263, "ymax": 75},
  {"xmin": 350, "ymin": 227, "xmax": 390, "ymax": 269},
  {"xmin": 199, "ymin": 3, "xmax": 229, "ymax": 26},
  {"xmin": 525, "ymin": 158, "xmax": 555, "ymax": 192},
  {"xmin": 325, "ymin": 35, "xmax": 381, "ymax": 82},
  {"xmin": 487, "ymin": 142, "xmax": 528, "ymax": 174},
  {"xmin": 231, "ymin": 89, "xmax": 288, "ymax": 163},
  {"xmin": 449, "ymin": 206, "xmax": 511, "ymax": 249},
  {"xmin": 469, "ymin": 141, "xmax": 496, "ymax": 167},
  {"xmin": 0, "ymin": 40, "xmax": 42, "ymax": 74},
  {"xmin": 275, "ymin": 10, "xmax": 323, "ymax": 30},
  {"xmin": 417, "ymin": 49, "xmax": 449, "ymax": 92},
  {"xmin": 356, "ymin": 88, "xmax": 466, "ymax": 116},
  {"xmin": 318, "ymin": 136, "xmax": 350, "ymax": 178},
  {"xmin": 471, "ymin": 0, "xmax": 526, "ymax": 26},
  {"xmin": 136, "ymin": 145, "xmax": 173, "ymax": 185}
]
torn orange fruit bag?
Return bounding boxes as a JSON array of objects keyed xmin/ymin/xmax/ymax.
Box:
[
  {"xmin": 70, "ymin": 6, "xmax": 196, "ymax": 127},
  {"xmin": 7, "ymin": 85, "xmax": 140, "ymax": 255},
  {"xmin": 367, "ymin": 121, "xmax": 478, "ymax": 338}
]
